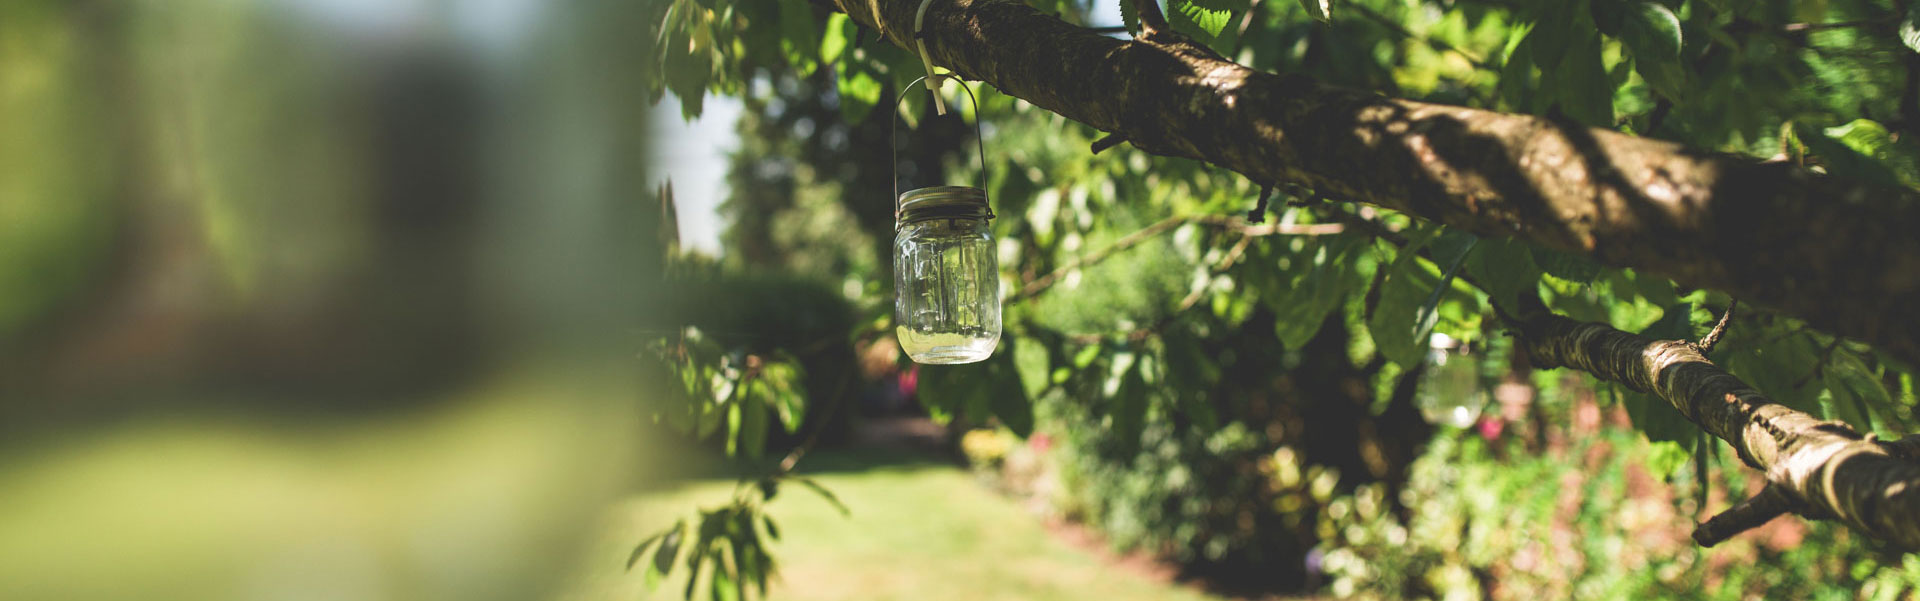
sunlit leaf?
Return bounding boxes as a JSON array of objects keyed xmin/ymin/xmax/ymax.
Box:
[
  {"xmin": 1795, "ymin": 123, "xmax": 1907, "ymax": 190},
  {"xmin": 1169, "ymin": 0, "xmax": 1235, "ymax": 39},
  {"xmin": 1619, "ymin": 2, "xmax": 1686, "ymax": 100},
  {"xmin": 819, "ymin": 13, "xmax": 853, "ymax": 66},
  {"xmin": 836, "ymin": 65, "xmax": 882, "ymax": 124}
]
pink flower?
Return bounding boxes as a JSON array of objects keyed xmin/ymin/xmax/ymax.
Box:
[{"xmin": 1477, "ymin": 416, "xmax": 1505, "ymax": 441}]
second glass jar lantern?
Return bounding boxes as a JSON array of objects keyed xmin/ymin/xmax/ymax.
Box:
[{"xmin": 892, "ymin": 77, "xmax": 1000, "ymax": 364}]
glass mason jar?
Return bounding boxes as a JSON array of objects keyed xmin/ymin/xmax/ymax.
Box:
[{"xmin": 894, "ymin": 186, "xmax": 1000, "ymax": 364}]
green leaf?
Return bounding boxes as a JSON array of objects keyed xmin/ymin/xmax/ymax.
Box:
[
  {"xmin": 648, "ymin": 522, "xmax": 684, "ymax": 589},
  {"xmin": 1720, "ymin": 326, "xmax": 1824, "ymax": 412},
  {"xmin": 762, "ymin": 515, "xmax": 781, "ymax": 541},
  {"xmin": 819, "ymin": 13, "xmax": 853, "ymax": 66},
  {"xmin": 1553, "ymin": 30, "xmax": 1614, "ymax": 127},
  {"xmin": 1619, "ymin": 2, "xmax": 1686, "ymax": 100},
  {"xmin": 724, "ymin": 394, "xmax": 743, "ymax": 456},
  {"xmin": 778, "ymin": 0, "xmax": 821, "ymax": 74},
  {"xmin": 1794, "ymin": 123, "xmax": 1907, "ymax": 190},
  {"xmin": 794, "ymin": 477, "xmax": 850, "ymax": 516},
  {"xmin": 1411, "ymin": 235, "xmax": 1477, "ymax": 346},
  {"xmin": 1119, "ymin": 0, "xmax": 1139, "ymax": 34},
  {"xmin": 1823, "ymin": 349, "xmax": 1891, "ymax": 436},
  {"xmin": 710, "ymin": 555, "xmax": 739, "ymax": 601},
  {"xmin": 1642, "ymin": 438, "xmax": 1693, "ymax": 478},
  {"xmin": 1169, "ymin": 0, "xmax": 1235, "ymax": 39},
  {"xmin": 1621, "ymin": 2, "xmax": 1681, "ymax": 58},
  {"xmin": 1260, "ymin": 233, "xmax": 1373, "ymax": 349},
  {"xmin": 1463, "ymin": 237, "xmax": 1543, "ymax": 310},
  {"xmin": 1012, "ymin": 335, "xmax": 1053, "ymax": 400},
  {"xmin": 1072, "ymin": 344, "xmax": 1101, "ymax": 369},
  {"xmin": 1529, "ymin": 246, "xmax": 1601, "ymax": 283},
  {"xmin": 835, "ymin": 65, "xmax": 882, "ymax": 125},
  {"xmin": 1497, "ymin": 32, "xmax": 1536, "ymax": 111},
  {"xmin": 761, "ymin": 361, "xmax": 805, "ymax": 434},
  {"xmin": 628, "ymin": 526, "xmax": 671, "ymax": 571},
  {"xmin": 1529, "ymin": 0, "xmax": 1580, "ymax": 71},
  {"xmin": 1369, "ymin": 232, "xmax": 1467, "ymax": 367},
  {"xmin": 740, "ymin": 380, "xmax": 769, "ymax": 459},
  {"xmin": 1639, "ymin": 302, "xmax": 1696, "ymax": 342},
  {"xmin": 918, "ymin": 349, "xmax": 1032, "ymax": 436},
  {"xmin": 1108, "ymin": 353, "xmax": 1149, "ymax": 452},
  {"xmin": 987, "ymin": 348, "xmax": 1037, "ymax": 437},
  {"xmin": 1901, "ymin": 2, "xmax": 1920, "ymax": 54},
  {"xmin": 1621, "ymin": 386, "xmax": 1696, "ymax": 446}
]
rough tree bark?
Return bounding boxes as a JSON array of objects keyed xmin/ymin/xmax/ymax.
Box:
[
  {"xmin": 1518, "ymin": 306, "xmax": 1920, "ymax": 548},
  {"xmin": 823, "ymin": 0, "xmax": 1920, "ymax": 370}
]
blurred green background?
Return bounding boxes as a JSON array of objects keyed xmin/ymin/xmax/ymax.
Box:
[{"xmin": 0, "ymin": 1, "xmax": 663, "ymax": 599}]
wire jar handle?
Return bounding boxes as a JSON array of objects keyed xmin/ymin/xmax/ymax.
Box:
[{"xmin": 890, "ymin": 75, "xmax": 989, "ymax": 219}]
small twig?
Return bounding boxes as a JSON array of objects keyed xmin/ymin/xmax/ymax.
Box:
[
  {"xmin": 1091, "ymin": 133, "xmax": 1127, "ymax": 154},
  {"xmin": 1131, "ymin": 0, "xmax": 1172, "ymax": 41},
  {"xmin": 1347, "ymin": 3, "xmax": 1492, "ymax": 72},
  {"xmin": 775, "ymin": 366, "xmax": 855, "ymax": 475},
  {"xmin": 1696, "ymin": 299, "xmax": 1738, "ymax": 354},
  {"xmin": 1780, "ymin": 20, "xmax": 1891, "ymax": 33},
  {"xmin": 1012, "ymin": 215, "xmax": 1190, "ymax": 304},
  {"xmin": 1321, "ymin": 206, "xmax": 1409, "ymax": 247},
  {"xmin": 1228, "ymin": 0, "xmax": 1264, "ymax": 57},
  {"xmin": 1010, "ymin": 214, "xmax": 1342, "ymax": 305},
  {"xmin": 1692, "ymin": 484, "xmax": 1797, "ymax": 547},
  {"xmin": 1067, "ymin": 234, "xmax": 1255, "ymax": 344},
  {"xmin": 1247, "ymin": 184, "xmax": 1275, "ymax": 223}
]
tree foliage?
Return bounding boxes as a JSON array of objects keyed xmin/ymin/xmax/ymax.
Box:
[{"xmin": 641, "ymin": 0, "xmax": 1920, "ymax": 596}]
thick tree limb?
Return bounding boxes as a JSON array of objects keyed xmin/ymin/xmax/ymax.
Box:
[
  {"xmin": 823, "ymin": 0, "xmax": 1920, "ymax": 369},
  {"xmin": 1518, "ymin": 306, "xmax": 1920, "ymax": 548}
]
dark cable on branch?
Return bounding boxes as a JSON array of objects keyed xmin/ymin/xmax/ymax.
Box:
[
  {"xmin": 1697, "ymin": 299, "xmax": 1738, "ymax": 354},
  {"xmin": 1090, "ymin": 133, "xmax": 1126, "ymax": 154},
  {"xmin": 1692, "ymin": 484, "xmax": 1797, "ymax": 547},
  {"xmin": 1247, "ymin": 184, "xmax": 1274, "ymax": 223}
]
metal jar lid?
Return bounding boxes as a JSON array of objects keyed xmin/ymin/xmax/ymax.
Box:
[{"xmin": 896, "ymin": 185, "xmax": 994, "ymax": 226}]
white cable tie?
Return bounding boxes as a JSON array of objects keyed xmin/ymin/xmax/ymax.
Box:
[{"xmin": 913, "ymin": 0, "xmax": 948, "ymax": 115}]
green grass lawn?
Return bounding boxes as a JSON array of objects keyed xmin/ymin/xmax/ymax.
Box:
[{"xmin": 565, "ymin": 449, "xmax": 1220, "ymax": 601}]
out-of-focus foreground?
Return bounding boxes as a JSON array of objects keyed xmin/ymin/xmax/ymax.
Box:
[{"xmin": 0, "ymin": 2, "xmax": 665, "ymax": 599}]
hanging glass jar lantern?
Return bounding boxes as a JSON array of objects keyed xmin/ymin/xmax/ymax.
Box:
[{"xmin": 892, "ymin": 76, "xmax": 1000, "ymax": 364}]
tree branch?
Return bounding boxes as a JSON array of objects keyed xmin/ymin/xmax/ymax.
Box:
[
  {"xmin": 1516, "ymin": 304, "xmax": 1920, "ymax": 548},
  {"xmin": 1696, "ymin": 299, "xmax": 1736, "ymax": 354},
  {"xmin": 1130, "ymin": 0, "xmax": 1172, "ymax": 41},
  {"xmin": 822, "ymin": 0, "xmax": 1920, "ymax": 369},
  {"xmin": 1692, "ymin": 484, "xmax": 1797, "ymax": 547}
]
